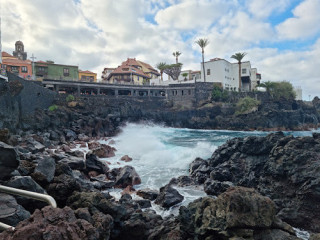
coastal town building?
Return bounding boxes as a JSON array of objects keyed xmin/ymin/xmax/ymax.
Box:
[
  {"xmin": 106, "ymin": 58, "xmax": 159, "ymax": 85},
  {"xmin": 34, "ymin": 60, "xmax": 79, "ymax": 81},
  {"xmin": 178, "ymin": 70, "xmax": 201, "ymax": 82},
  {"xmin": 202, "ymin": 58, "xmax": 261, "ymax": 91},
  {"xmin": 101, "ymin": 67, "xmax": 116, "ymax": 82},
  {"xmin": 79, "ymin": 70, "xmax": 97, "ymax": 82},
  {"xmin": 1, "ymin": 51, "xmax": 32, "ymax": 79}
]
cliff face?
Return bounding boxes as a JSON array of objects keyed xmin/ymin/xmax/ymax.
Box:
[{"xmin": 0, "ymin": 73, "xmax": 319, "ymax": 132}]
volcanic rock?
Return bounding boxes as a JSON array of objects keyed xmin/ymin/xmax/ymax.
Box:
[
  {"xmin": 114, "ymin": 165, "xmax": 141, "ymax": 188},
  {"xmin": 154, "ymin": 184, "xmax": 184, "ymax": 209},
  {"xmin": 0, "ymin": 141, "xmax": 19, "ymax": 180},
  {"xmin": 31, "ymin": 157, "xmax": 56, "ymax": 184}
]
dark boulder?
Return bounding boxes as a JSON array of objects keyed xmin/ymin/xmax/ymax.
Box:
[
  {"xmin": 31, "ymin": 157, "xmax": 56, "ymax": 184},
  {"xmin": 154, "ymin": 184, "xmax": 184, "ymax": 209},
  {"xmin": 0, "ymin": 141, "xmax": 19, "ymax": 180},
  {"xmin": 178, "ymin": 187, "xmax": 297, "ymax": 239},
  {"xmin": 88, "ymin": 142, "xmax": 116, "ymax": 158},
  {"xmin": 114, "ymin": 165, "xmax": 141, "ymax": 188},
  {"xmin": 0, "ymin": 193, "xmax": 30, "ymax": 227},
  {"xmin": 59, "ymin": 156, "xmax": 85, "ymax": 171},
  {"xmin": 204, "ymin": 179, "xmax": 233, "ymax": 196},
  {"xmin": 85, "ymin": 153, "xmax": 109, "ymax": 174},
  {"xmin": 5, "ymin": 176, "xmax": 47, "ymax": 212},
  {"xmin": 136, "ymin": 188, "xmax": 159, "ymax": 201}
]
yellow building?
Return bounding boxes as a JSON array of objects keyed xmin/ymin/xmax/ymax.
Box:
[
  {"xmin": 106, "ymin": 58, "xmax": 159, "ymax": 85},
  {"xmin": 78, "ymin": 70, "xmax": 97, "ymax": 82}
]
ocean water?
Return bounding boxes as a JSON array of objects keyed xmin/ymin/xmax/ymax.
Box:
[{"xmin": 99, "ymin": 122, "xmax": 317, "ymax": 238}]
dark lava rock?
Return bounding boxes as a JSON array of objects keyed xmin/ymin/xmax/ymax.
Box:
[
  {"xmin": 135, "ymin": 199, "xmax": 152, "ymax": 209},
  {"xmin": 0, "ymin": 193, "xmax": 30, "ymax": 227},
  {"xmin": 59, "ymin": 156, "xmax": 85, "ymax": 171},
  {"xmin": 204, "ymin": 179, "xmax": 234, "ymax": 196},
  {"xmin": 31, "ymin": 157, "xmax": 56, "ymax": 184},
  {"xmin": 0, "ymin": 206, "xmax": 112, "ymax": 240},
  {"xmin": 17, "ymin": 160, "xmax": 35, "ymax": 176},
  {"xmin": 114, "ymin": 165, "xmax": 141, "ymax": 188},
  {"xmin": 154, "ymin": 184, "xmax": 184, "ymax": 209},
  {"xmin": 177, "ymin": 187, "xmax": 297, "ymax": 240},
  {"xmin": 0, "ymin": 141, "xmax": 19, "ymax": 180},
  {"xmin": 5, "ymin": 176, "xmax": 47, "ymax": 212},
  {"xmin": 88, "ymin": 142, "xmax": 116, "ymax": 158},
  {"xmin": 193, "ymin": 132, "xmax": 320, "ymax": 232},
  {"xmin": 136, "ymin": 188, "xmax": 159, "ymax": 201},
  {"xmin": 85, "ymin": 153, "xmax": 109, "ymax": 174}
]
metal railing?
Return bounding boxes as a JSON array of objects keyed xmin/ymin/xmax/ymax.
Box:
[{"xmin": 0, "ymin": 184, "xmax": 57, "ymax": 231}]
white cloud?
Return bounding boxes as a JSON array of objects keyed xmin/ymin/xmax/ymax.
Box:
[
  {"xmin": 276, "ymin": 0, "xmax": 320, "ymax": 39},
  {"xmin": 246, "ymin": 0, "xmax": 290, "ymax": 19},
  {"xmin": 1, "ymin": 0, "xmax": 320, "ymax": 99}
]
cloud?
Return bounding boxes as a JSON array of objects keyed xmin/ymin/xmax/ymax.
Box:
[
  {"xmin": 155, "ymin": 0, "xmax": 231, "ymax": 30},
  {"xmin": 246, "ymin": 0, "xmax": 290, "ymax": 19},
  {"xmin": 276, "ymin": 0, "xmax": 320, "ymax": 39}
]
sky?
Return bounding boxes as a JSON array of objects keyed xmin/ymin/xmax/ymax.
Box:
[{"xmin": 1, "ymin": 0, "xmax": 320, "ymax": 100}]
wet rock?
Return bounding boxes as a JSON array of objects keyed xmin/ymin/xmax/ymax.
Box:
[
  {"xmin": 0, "ymin": 193, "xmax": 30, "ymax": 227},
  {"xmin": 0, "ymin": 141, "xmax": 19, "ymax": 180},
  {"xmin": 135, "ymin": 199, "xmax": 152, "ymax": 209},
  {"xmin": 90, "ymin": 143, "xmax": 116, "ymax": 158},
  {"xmin": 121, "ymin": 155, "xmax": 132, "ymax": 162},
  {"xmin": 204, "ymin": 179, "xmax": 234, "ymax": 196},
  {"xmin": 136, "ymin": 188, "xmax": 159, "ymax": 201},
  {"xmin": 114, "ymin": 165, "xmax": 141, "ymax": 188},
  {"xmin": 77, "ymin": 133, "xmax": 90, "ymax": 142},
  {"xmin": 155, "ymin": 184, "xmax": 184, "ymax": 209},
  {"xmin": 0, "ymin": 128, "xmax": 10, "ymax": 143},
  {"xmin": 69, "ymin": 150, "xmax": 84, "ymax": 158},
  {"xmin": 24, "ymin": 138, "xmax": 45, "ymax": 153},
  {"xmin": 31, "ymin": 157, "xmax": 56, "ymax": 183},
  {"xmin": 59, "ymin": 156, "xmax": 85, "ymax": 171},
  {"xmin": 85, "ymin": 153, "xmax": 109, "ymax": 174},
  {"xmin": 64, "ymin": 129, "xmax": 77, "ymax": 141}
]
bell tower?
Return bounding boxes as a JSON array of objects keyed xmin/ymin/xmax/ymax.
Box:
[{"xmin": 13, "ymin": 40, "xmax": 27, "ymax": 60}]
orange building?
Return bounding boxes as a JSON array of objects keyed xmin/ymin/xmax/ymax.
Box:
[
  {"xmin": 78, "ymin": 70, "xmax": 97, "ymax": 82},
  {"xmin": 1, "ymin": 51, "xmax": 33, "ymax": 79}
]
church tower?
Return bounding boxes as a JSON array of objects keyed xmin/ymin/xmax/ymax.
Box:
[{"xmin": 13, "ymin": 40, "xmax": 27, "ymax": 60}]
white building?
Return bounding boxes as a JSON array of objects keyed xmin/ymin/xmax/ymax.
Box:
[
  {"xmin": 294, "ymin": 86, "xmax": 302, "ymax": 100},
  {"xmin": 201, "ymin": 58, "xmax": 261, "ymax": 91}
]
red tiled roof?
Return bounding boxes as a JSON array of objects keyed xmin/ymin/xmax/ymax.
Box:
[
  {"xmin": 2, "ymin": 51, "xmax": 14, "ymax": 58},
  {"xmin": 79, "ymin": 70, "xmax": 96, "ymax": 74},
  {"xmin": 2, "ymin": 57, "xmax": 32, "ymax": 66}
]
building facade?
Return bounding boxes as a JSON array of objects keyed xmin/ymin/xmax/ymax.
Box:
[
  {"xmin": 35, "ymin": 61, "xmax": 79, "ymax": 81},
  {"xmin": 101, "ymin": 67, "xmax": 116, "ymax": 82},
  {"xmin": 79, "ymin": 70, "xmax": 97, "ymax": 82},
  {"xmin": 1, "ymin": 51, "xmax": 32, "ymax": 79},
  {"xmin": 107, "ymin": 58, "xmax": 159, "ymax": 85},
  {"xmin": 202, "ymin": 58, "xmax": 261, "ymax": 91}
]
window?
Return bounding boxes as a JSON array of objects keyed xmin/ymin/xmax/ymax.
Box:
[
  {"xmin": 242, "ymin": 68, "xmax": 247, "ymax": 74},
  {"xmin": 21, "ymin": 66, "xmax": 28, "ymax": 73},
  {"xmin": 38, "ymin": 67, "xmax": 47, "ymax": 72},
  {"xmin": 11, "ymin": 66, "xmax": 19, "ymax": 72},
  {"xmin": 207, "ymin": 69, "xmax": 211, "ymax": 75},
  {"xmin": 63, "ymin": 68, "xmax": 69, "ymax": 76}
]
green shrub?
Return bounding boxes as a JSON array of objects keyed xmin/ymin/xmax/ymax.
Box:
[
  {"xmin": 66, "ymin": 94, "xmax": 75, "ymax": 102},
  {"xmin": 212, "ymin": 85, "xmax": 228, "ymax": 102},
  {"xmin": 235, "ymin": 97, "xmax": 260, "ymax": 115},
  {"xmin": 48, "ymin": 105, "xmax": 58, "ymax": 111}
]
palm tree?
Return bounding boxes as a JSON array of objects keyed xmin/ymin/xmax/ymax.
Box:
[
  {"xmin": 173, "ymin": 51, "xmax": 181, "ymax": 64},
  {"xmin": 156, "ymin": 62, "xmax": 167, "ymax": 81},
  {"xmin": 195, "ymin": 38, "xmax": 209, "ymax": 82},
  {"xmin": 231, "ymin": 52, "xmax": 247, "ymax": 91}
]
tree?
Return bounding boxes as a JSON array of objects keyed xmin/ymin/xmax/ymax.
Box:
[
  {"xmin": 259, "ymin": 81, "xmax": 296, "ymax": 100},
  {"xmin": 258, "ymin": 81, "xmax": 276, "ymax": 93},
  {"xmin": 195, "ymin": 38, "xmax": 209, "ymax": 82},
  {"xmin": 231, "ymin": 52, "xmax": 247, "ymax": 91},
  {"xmin": 173, "ymin": 51, "xmax": 182, "ymax": 64},
  {"xmin": 182, "ymin": 73, "xmax": 188, "ymax": 81},
  {"xmin": 163, "ymin": 63, "xmax": 183, "ymax": 81},
  {"xmin": 211, "ymin": 85, "xmax": 228, "ymax": 102},
  {"xmin": 156, "ymin": 62, "xmax": 167, "ymax": 81}
]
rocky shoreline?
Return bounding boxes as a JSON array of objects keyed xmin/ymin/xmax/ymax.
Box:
[{"xmin": 0, "ymin": 105, "xmax": 320, "ymax": 239}]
